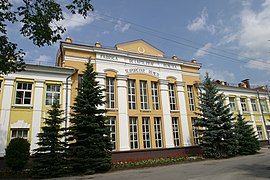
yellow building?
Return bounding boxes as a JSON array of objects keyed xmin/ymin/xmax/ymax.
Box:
[
  {"xmin": 56, "ymin": 38, "xmax": 202, "ymax": 158},
  {"xmin": 0, "ymin": 64, "xmax": 74, "ymax": 156}
]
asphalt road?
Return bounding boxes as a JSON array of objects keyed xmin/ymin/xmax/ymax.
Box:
[{"xmin": 53, "ymin": 148, "xmax": 270, "ymax": 180}]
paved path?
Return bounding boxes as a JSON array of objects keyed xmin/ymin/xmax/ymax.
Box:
[{"xmin": 52, "ymin": 148, "xmax": 270, "ymax": 180}]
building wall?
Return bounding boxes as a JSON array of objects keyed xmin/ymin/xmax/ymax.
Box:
[
  {"xmin": 0, "ymin": 65, "xmax": 74, "ymax": 156},
  {"xmin": 59, "ymin": 39, "xmax": 202, "ymax": 154}
]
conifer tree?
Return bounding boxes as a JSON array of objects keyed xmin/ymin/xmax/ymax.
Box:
[
  {"xmin": 235, "ymin": 113, "xmax": 260, "ymax": 155},
  {"xmin": 32, "ymin": 102, "xmax": 67, "ymax": 178},
  {"xmin": 67, "ymin": 61, "xmax": 112, "ymax": 175},
  {"xmin": 195, "ymin": 75, "xmax": 238, "ymax": 158}
]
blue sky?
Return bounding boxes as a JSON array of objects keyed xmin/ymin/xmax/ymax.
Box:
[{"xmin": 8, "ymin": 0, "xmax": 270, "ymax": 86}]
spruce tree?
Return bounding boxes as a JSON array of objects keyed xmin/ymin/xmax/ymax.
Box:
[
  {"xmin": 67, "ymin": 61, "xmax": 112, "ymax": 175},
  {"xmin": 235, "ymin": 113, "xmax": 260, "ymax": 155},
  {"xmin": 32, "ymin": 103, "xmax": 67, "ymax": 178},
  {"xmin": 195, "ymin": 75, "xmax": 238, "ymax": 158}
]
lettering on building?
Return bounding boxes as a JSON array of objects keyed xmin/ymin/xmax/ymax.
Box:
[{"xmin": 125, "ymin": 68, "xmax": 160, "ymax": 77}]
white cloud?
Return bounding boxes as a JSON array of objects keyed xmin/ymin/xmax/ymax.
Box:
[
  {"xmin": 34, "ymin": 55, "xmax": 50, "ymax": 65},
  {"xmin": 194, "ymin": 43, "xmax": 212, "ymax": 57},
  {"xmin": 200, "ymin": 68, "xmax": 236, "ymax": 82},
  {"xmin": 114, "ymin": 20, "xmax": 131, "ymax": 32},
  {"xmin": 187, "ymin": 8, "xmax": 216, "ymax": 34},
  {"xmin": 245, "ymin": 59, "xmax": 270, "ymax": 71},
  {"xmin": 56, "ymin": 12, "xmax": 97, "ymax": 31}
]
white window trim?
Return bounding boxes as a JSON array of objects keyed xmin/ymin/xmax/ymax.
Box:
[
  {"xmin": 128, "ymin": 80, "xmax": 136, "ymax": 109},
  {"xmin": 151, "ymin": 82, "xmax": 159, "ymax": 110},
  {"xmin": 169, "ymin": 83, "xmax": 177, "ymax": 110},
  {"xmin": 130, "ymin": 117, "xmax": 139, "ymax": 149},
  {"xmin": 229, "ymin": 97, "xmax": 236, "ymax": 112},
  {"xmin": 106, "ymin": 77, "xmax": 115, "ymax": 109},
  {"xmin": 172, "ymin": 117, "xmax": 180, "ymax": 147},
  {"xmin": 154, "ymin": 117, "xmax": 162, "ymax": 148},
  {"xmin": 15, "ymin": 82, "xmax": 33, "ymax": 105},
  {"xmin": 187, "ymin": 85, "xmax": 195, "ymax": 111},
  {"xmin": 140, "ymin": 81, "xmax": 148, "ymax": 110},
  {"xmin": 142, "ymin": 117, "xmax": 151, "ymax": 149},
  {"xmin": 45, "ymin": 84, "xmax": 61, "ymax": 106}
]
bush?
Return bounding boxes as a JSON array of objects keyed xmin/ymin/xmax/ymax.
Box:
[{"xmin": 5, "ymin": 138, "xmax": 30, "ymax": 171}]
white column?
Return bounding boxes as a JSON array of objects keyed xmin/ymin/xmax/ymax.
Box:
[
  {"xmin": 63, "ymin": 78, "xmax": 72, "ymax": 130},
  {"xmin": 160, "ymin": 79, "xmax": 174, "ymax": 148},
  {"xmin": 117, "ymin": 75, "xmax": 129, "ymax": 151},
  {"xmin": 0, "ymin": 77, "xmax": 15, "ymax": 156},
  {"xmin": 176, "ymin": 81, "xmax": 191, "ymax": 146},
  {"xmin": 30, "ymin": 80, "xmax": 44, "ymax": 153}
]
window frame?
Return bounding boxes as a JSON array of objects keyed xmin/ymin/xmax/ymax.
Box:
[
  {"xmin": 251, "ymin": 99, "xmax": 258, "ymax": 112},
  {"xmin": 15, "ymin": 82, "xmax": 33, "ymax": 105},
  {"xmin": 45, "ymin": 84, "xmax": 61, "ymax": 106},
  {"xmin": 140, "ymin": 80, "xmax": 149, "ymax": 110},
  {"xmin": 106, "ymin": 77, "xmax": 115, "ymax": 109},
  {"xmin": 108, "ymin": 116, "xmax": 116, "ymax": 150},
  {"xmin": 192, "ymin": 118, "xmax": 200, "ymax": 145},
  {"xmin": 172, "ymin": 117, "xmax": 181, "ymax": 146},
  {"xmin": 168, "ymin": 83, "xmax": 177, "ymax": 110},
  {"xmin": 151, "ymin": 82, "xmax": 159, "ymax": 110},
  {"xmin": 229, "ymin": 97, "xmax": 236, "ymax": 112},
  {"xmin": 154, "ymin": 117, "xmax": 163, "ymax": 148},
  {"xmin": 128, "ymin": 79, "xmax": 136, "ymax": 109},
  {"xmin": 260, "ymin": 99, "xmax": 268, "ymax": 112},
  {"xmin": 142, "ymin": 117, "xmax": 151, "ymax": 149},
  {"xmin": 10, "ymin": 128, "xmax": 29, "ymax": 139},
  {"xmin": 240, "ymin": 97, "xmax": 248, "ymax": 112},
  {"xmin": 257, "ymin": 126, "xmax": 264, "ymax": 140},
  {"xmin": 187, "ymin": 85, "xmax": 195, "ymax": 111},
  {"xmin": 129, "ymin": 117, "xmax": 139, "ymax": 149}
]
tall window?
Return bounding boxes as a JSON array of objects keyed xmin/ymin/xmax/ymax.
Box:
[
  {"xmin": 257, "ymin": 126, "xmax": 264, "ymax": 140},
  {"xmin": 15, "ymin": 82, "xmax": 32, "ymax": 105},
  {"xmin": 128, "ymin": 80, "xmax": 136, "ymax": 109},
  {"xmin": 260, "ymin": 99, "xmax": 268, "ymax": 112},
  {"xmin": 240, "ymin": 98, "xmax": 248, "ymax": 112},
  {"xmin": 229, "ymin": 97, "xmax": 236, "ymax": 111},
  {"xmin": 172, "ymin": 117, "xmax": 180, "ymax": 146},
  {"xmin": 142, "ymin": 117, "xmax": 151, "ymax": 148},
  {"xmin": 154, "ymin": 117, "xmax": 163, "ymax": 148},
  {"xmin": 140, "ymin": 81, "xmax": 148, "ymax": 110},
  {"xmin": 168, "ymin": 83, "xmax": 176, "ymax": 110},
  {"xmin": 78, "ymin": 74, "xmax": 83, "ymax": 89},
  {"xmin": 187, "ymin": 85, "xmax": 195, "ymax": 111},
  {"xmin": 0, "ymin": 80, "xmax": 2, "ymax": 94},
  {"xmin": 45, "ymin": 84, "xmax": 61, "ymax": 105},
  {"xmin": 251, "ymin": 99, "xmax": 258, "ymax": 112},
  {"xmin": 130, "ymin": 117, "xmax": 139, "ymax": 149},
  {"xmin": 108, "ymin": 117, "xmax": 116, "ymax": 150},
  {"xmin": 106, "ymin": 78, "xmax": 115, "ymax": 108},
  {"xmin": 151, "ymin": 82, "xmax": 159, "ymax": 110},
  {"xmin": 11, "ymin": 129, "xmax": 29, "ymax": 139},
  {"xmin": 192, "ymin": 118, "xmax": 199, "ymax": 145}
]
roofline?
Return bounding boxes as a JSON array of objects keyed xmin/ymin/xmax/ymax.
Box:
[
  {"xmin": 60, "ymin": 41, "xmax": 202, "ymax": 69},
  {"xmin": 25, "ymin": 64, "xmax": 76, "ymax": 75}
]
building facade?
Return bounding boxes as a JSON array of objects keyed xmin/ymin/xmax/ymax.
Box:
[
  {"xmin": 0, "ymin": 64, "xmax": 74, "ymax": 156},
  {"xmin": 215, "ymin": 80, "xmax": 270, "ymax": 143},
  {"xmin": 57, "ymin": 38, "xmax": 202, "ymax": 158}
]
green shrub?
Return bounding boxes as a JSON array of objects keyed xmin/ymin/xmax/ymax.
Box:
[{"xmin": 5, "ymin": 138, "xmax": 30, "ymax": 171}]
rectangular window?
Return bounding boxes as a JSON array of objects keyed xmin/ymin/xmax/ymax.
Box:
[
  {"xmin": 229, "ymin": 97, "xmax": 236, "ymax": 111},
  {"xmin": 130, "ymin": 117, "xmax": 139, "ymax": 149},
  {"xmin": 128, "ymin": 80, "xmax": 136, "ymax": 109},
  {"xmin": 15, "ymin": 82, "xmax": 32, "ymax": 105},
  {"xmin": 151, "ymin": 82, "xmax": 159, "ymax": 110},
  {"xmin": 168, "ymin": 83, "xmax": 176, "ymax": 110},
  {"xmin": 154, "ymin": 117, "xmax": 163, "ymax": 148},
  {"xmin": 192, "ymin": 118, "xmax": 199, "ymax": 145},
  {"xmin": 11, "ymin": 129, "xmax": 29, "ymax": 139},
  {"xmin": 251, "ymin": 99, "xmax": 258, "ymax": 112},
  {"xmin": 260, "ymin": 99, "xmax": 268, "ymax": 112},
  {"xmin": 140, "ymin": 81, "xmax": 148, "ymax": 110},
  {"xmin": 45, "ymin": 84, "xmax": 61, "ymax": 105},
  {"xmin": 187, "ymin": 85, "xmax": 195, "ymax": 111},
  {"xmin": 78, "ymin": 74, "xmax": 83, "ymax": 89},
  {"xmin": 106, "ymin": 78, "xmax": 115, "ymax": 108},
  {"xmin": 257, "ymin": 126, "xmax": 264, "ymax": 140},
  {"xmin": 142, "ymin": 117, "xmax": 151, "ymax": 148},
  {"xmin": 172, "ymin": 117, "xmax": 180, "ymax": 146},
  {"xmin": 0, "ymin": 80, "xmax": 2, "ymax": 94},
  {"xmin": 240, "ymin": 98, "xmax": 248, "ymax": 112},
  {"xmin": 108, "ymin": 117, "xmax": 116, "ymax": 150}
]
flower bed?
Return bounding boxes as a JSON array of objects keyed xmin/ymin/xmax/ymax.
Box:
[{"xmin": 112, "ymin": 154, "xmax": 203, "ymax": 169}]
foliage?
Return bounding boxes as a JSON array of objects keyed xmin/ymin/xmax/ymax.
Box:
[
  {"xmin": 0, "ymin": 0, "xmax": 94, "ymax": 75},
  {"xmin": 5, "ymin": 138, "xmax": 30, "ymax": 171},
  {"xmin": 67, "ymin": 61, "xmax": 112, "ymax": 175},
  {"xmin": 32, "ymin": 102, "xmax": 67, "ymax": 178},
  {"xmin": 235, "ymin": 113, "xmax": 260, "ymax": 155},
  {"xmin": 194, "ymin": 75, "xmax": 238, "ymax": 158}
]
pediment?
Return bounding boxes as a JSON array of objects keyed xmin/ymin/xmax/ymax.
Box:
[{"xmin": 115, "ymin": 40, "xmax": 164, "ymax": 57}]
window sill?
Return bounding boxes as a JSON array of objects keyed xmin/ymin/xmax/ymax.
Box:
[
  {"xmin": 106, "ymin": 108, "xmax": 118, "ymax": 112},
  {"xmin": 12, "ymin": 104, "xmax": 33, "ymax": 109},
  {"xmin": 140, "ymin": 109, "xmax": 151, "ymax": 112},
  {"xmin": 170, "ymin": 110, "xmax": 180, "ymax": 113}
]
